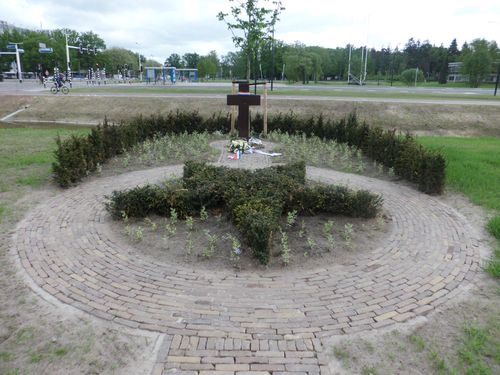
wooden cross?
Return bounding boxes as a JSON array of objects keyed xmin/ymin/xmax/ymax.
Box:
[{"xmin": 227, "ymin": 81, "xmax": 261, "ymax": 138}]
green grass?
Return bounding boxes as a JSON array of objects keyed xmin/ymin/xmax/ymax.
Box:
[
  {"xmin": 458, "ymin": 319, "xmax": 500, "ymax": 375},
  {"xmin": 0, "ymin": 127, "xmax": 91, "ymax": 222},
  {"xmin": 487, "ymin": 216, "xmax": 500, "ymax": 239},
  {"xmin": 418, "ymin": 136, "xmax": 500, "ymax": 278}
]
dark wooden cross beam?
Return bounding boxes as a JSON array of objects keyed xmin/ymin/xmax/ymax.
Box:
[{"xmin": 227, "ymin": 81, "xmax": 261, "ymax": 138}]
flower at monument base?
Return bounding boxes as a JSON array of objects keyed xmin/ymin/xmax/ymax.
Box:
[{"xmin": 229, "ymin": 139, "xmax": 250, "ymax": 153}]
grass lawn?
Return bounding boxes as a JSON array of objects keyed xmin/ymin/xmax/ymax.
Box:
[
  {"xmin": 0, "ymin": 127, "xmax": 91, "ymax": 223},
  {"xmin": 418, "ymin": 136, "xmax": 500, "ymax": 278}
]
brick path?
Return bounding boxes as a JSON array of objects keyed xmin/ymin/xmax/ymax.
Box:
[{"xmin": 11, "ymin": 146, "xmax": 481, "ymax": 375}]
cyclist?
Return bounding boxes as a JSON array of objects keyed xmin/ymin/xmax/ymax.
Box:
[{"xmin": 55, "ymin": 72, "xmax": 65, "ymax": 89}]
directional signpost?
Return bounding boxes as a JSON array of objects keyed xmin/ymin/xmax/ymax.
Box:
[{"xmin": 0, "ymin": 42, "xmax": 24, "ymax": 82}]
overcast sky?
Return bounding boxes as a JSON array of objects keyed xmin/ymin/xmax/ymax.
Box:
[{"xmin": 2, "ymin": 0, "xmax": 499, "ymax": 62}]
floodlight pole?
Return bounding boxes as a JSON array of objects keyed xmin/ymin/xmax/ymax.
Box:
[
  {"xmin": 494, "ymin": 62, "xmax": 500, "ymax": 96},
  {"xmin": 65, "ymin": 34, "xmax": 71, "ymax": 79},
  {"xmin": 271, "ymin": 25, "xmax": 275, "ymax": 91},
  {"xmin": 136, "ymin": 42, "xmax": 142, "ymax": 82},
  {"xmin": 364, "ymin": 46, "xmax": 368, "ymax": 82},
  {"xmin": 347, "ymin": 44, "xmax": 352, "ymax": 84}
]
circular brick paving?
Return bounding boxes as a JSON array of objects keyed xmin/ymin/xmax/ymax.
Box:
[{"xmin": 11, "ymin": 157, "xmax": 482, "ymax": 374}]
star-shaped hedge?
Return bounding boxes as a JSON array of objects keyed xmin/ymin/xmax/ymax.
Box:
[{"xmin": 107, "ymin": 161, "xmax": 382, "ymax": 264}]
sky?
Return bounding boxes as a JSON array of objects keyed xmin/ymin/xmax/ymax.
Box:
[{"xmin": 1, "ymin": 0, "xmax": 499, "ymax": 62}]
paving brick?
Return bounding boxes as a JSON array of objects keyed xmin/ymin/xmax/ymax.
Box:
[
  {"xmin": 201, "ymin": 357, "xmax": 234, "ymax": 364},
  {"xmin": 13, "ymin": 161, "xmax": 479, "ymax": 364},
  {"xmin": 167, "ymin": 356, "xmax": 201, "ymax": 364},
  {"xmin": 216, "ymin": 364, "xmax": 249, "ymax": 371}
]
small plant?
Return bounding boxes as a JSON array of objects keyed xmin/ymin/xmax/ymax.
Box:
[
  {"xmin": 333, "ymin": 346, "xmax": 350, "ymax": 364},
  {"xmin": 164, "ymin": 222, "xmax": 176, "ymax": 237},
  {"xmin": 202, "ymin": 229, "xmax": 218, "ymax": 258},
  {"xmin": 185, "ymin": 235, "xmax": 194, "ymax": 255},
  {"xmin": 200, "ymin": 206, "xmax": 208, "ymax": 221},
  {"xmin": 323, "ymin": 219, "xmax": 334, "ymax": 236},
  {"xmin": 144, "ymin": 217, "xmax": 157, "ymax": 231},
  {"xmin": 323, "ymin": 220, "xmax": 335, "ymax": 252},
  {"xmin": 223, "ymin": 233, "xmax": 242, "ymax": 264},
  {"xmin": 121, "ymin": 210, "xmax": 129, "ymax": 223},
  {"xmin": 388, "ymin": 167, "xmax": 395, "ymax": 177},
  {"xmin": 286, "ymin": 210, "xmax": 298, "ymax": 228},
  {"xmin": 377, "ymin": 163, "xmax": 384, "ymax": 176},
  {"xmin": 356, "ymin": 161, "xmax": 365, "ymax": 173},
  {"xmin": 361, "ymin": 367, "xmax": 378, "ymax": 375},
  {"xmin": 134, "ymin": 226, "xmax": 144, "ymax": 242},
  {"xmin": 298, "ymin": 219, "xmax": 306, "ymax": 238},
  {"xmin": 122, "ymin": 152, "xmax": 131, "ymax": 167},
  {"xmin": 409, "ymin": 334, "xmax": 426, "ymax": 352},
  {"xmin": 280, "ymin": 227, "xmax": 290, "ymax": 265},
  {"xmin": 306, "ymin": 236, "xmax": 317, "ymax": 252},
  {"xmin": 343, "ymin": 223, "xmax": 354, "ymax": 247},
  {"xmin": 169, "ymin": 208, "xmax": 178, "ymax": 224},
  {"xmin": 185, "ymin": 215, "xmax": 194, "ymax": 231}
]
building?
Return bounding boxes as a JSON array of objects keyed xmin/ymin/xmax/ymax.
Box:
[{"xmin": 448, "ymin": 61, "xmax": 498, "ymax": 83}]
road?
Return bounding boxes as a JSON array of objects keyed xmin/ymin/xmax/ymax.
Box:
[{"xmin": 1, "ymin": 79, "xmax": 500, "ymax": 107}]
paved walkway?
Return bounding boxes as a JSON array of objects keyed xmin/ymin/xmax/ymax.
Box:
[{"xmin": 11, "ymin": 147, "xmax": 481, "ymax": 375}]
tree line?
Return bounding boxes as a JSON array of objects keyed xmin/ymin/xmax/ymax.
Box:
[{"xmin": 1, "ymin": 26, "xmax": 498, "ymax": 87}]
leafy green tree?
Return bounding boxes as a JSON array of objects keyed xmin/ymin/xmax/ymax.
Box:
[
  {"xmin": 400, "ymin": 68, "xmax": 424, "ymax": 86},
  {"xmin": 197, "ymin": 51, "xmax": 219, "ymax": 80},
  {"xmin": 182, "ymin": 52, "xmax": 200, "ymax": 68},
  {"xmin": 166, "ymin": 53, "xmax": 184, "ymax": 68},
  {"xmin": 461, "ymin": 38, "xmax": 495, "ymax": 87},
  {"xmin": 217, "ymin": 0, "xmax": 284, "ymax": 80},
  {"xmin": 101, "ymin": 47, "xmax": 138, "ymax": 73},
  {"xmin": 283, "ymin": 44, "xmax": 322, "ymax": 84}
]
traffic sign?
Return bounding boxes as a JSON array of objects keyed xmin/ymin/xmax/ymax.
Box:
[
  {"xmin": 39, "ymin": 48, "xmax": 54, "ymax": 54},
  {"xmin": 17, "ymin": 49, "xmax": 24, "ymax": 53},
  {"xmin": 7, "ymin": 44, "xmax": 16, "ymax": 50}
]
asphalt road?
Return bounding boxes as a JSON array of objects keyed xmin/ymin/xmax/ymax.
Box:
[{"xmin": 1, "ymin": 79, "xmax": 500, "ymax": 106}]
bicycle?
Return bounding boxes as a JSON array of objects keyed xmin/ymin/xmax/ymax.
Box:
[{"xmin": 50, "ymin": 83, "xmax": 69, "ymax": 94}]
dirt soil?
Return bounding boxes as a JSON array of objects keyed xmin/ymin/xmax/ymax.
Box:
[
  {"xmin": 324, "ymin": 191, "xmax": 499, "ymax": 375},
  {"xmin": 0, "ymin": 94, "xmax": 498, "ymax": 374},
  {"xmin": 109, "ymin": 211, "xmax": 391, "ymax": 272},
  {"xmin": 0, "ymin": 188, "xmax": 161, "ymax": 375},
  {"xmin": 1, "ymin": 94, "xmax": 499, "ymax": 136}
]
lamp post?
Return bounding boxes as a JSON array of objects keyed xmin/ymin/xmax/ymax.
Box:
[
  {"xmin": 271, "ymin": 24, "xmax": 275, "ymax": 91},
  {"xmin": 494, "ymin": 61, "xmax": 500, "ymax": 96},
  {"xmin": 136, "ymin": 42, "xmax": 142, "ymax": 82}
]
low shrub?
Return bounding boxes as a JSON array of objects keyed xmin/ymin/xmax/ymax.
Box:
[
  {"xmin": 54, "ymin": 110, "xmax": 445, "ymax": 195},
  {"xmin": 106, "ymin": 161, "xmax": 382, "ymax": 264}
]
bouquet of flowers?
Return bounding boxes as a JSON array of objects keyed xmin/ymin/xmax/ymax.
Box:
[{"xmin": 229, "ymin": 139, "xmax": 250, "ymax": 153}]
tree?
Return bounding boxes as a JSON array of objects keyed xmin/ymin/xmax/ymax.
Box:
[
  {"xmin": 166, "ymin": 53, "xmax": 183, "ymax": 68},
  {"xmin": 197, "ymin": 51, "xmax": 219, "ymax": 80},
  {"xmin": 448, "ymin": 38, "xmax": 460, "ymax": 60},
  {"xmin": 182, "ymin": 52, "xmax": 200, "ymax": 68},
  {"xmin": 461, "ymin": 39, "xmax": 494, "ymax": 87},
  {"xmin": 400, "ymin": 68, "xmax": 424, "ymax": 86},
  {"xmin": 217, "ymin": 0, "xmax": 284, "ymax": 80},
  {"xmin": 283, "ymin": 44, "xmax": 322, "ymax": 84},
  {"xmin": 101, "ymin": 47, "xmax": 138, "ymax": 72}
]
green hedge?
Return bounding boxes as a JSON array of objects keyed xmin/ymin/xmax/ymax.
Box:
[
  {"xmin": 53, "ymin": 111, "xmax": 445, "ymax": 194},
  {"xmin": 106, "ymin": 161, "xmax": 383, "ymax": 264}
]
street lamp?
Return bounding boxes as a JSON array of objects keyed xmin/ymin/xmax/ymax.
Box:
[{"xmin": 136, "ymin": 42, "xmax": 142, "ymax": 82}]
